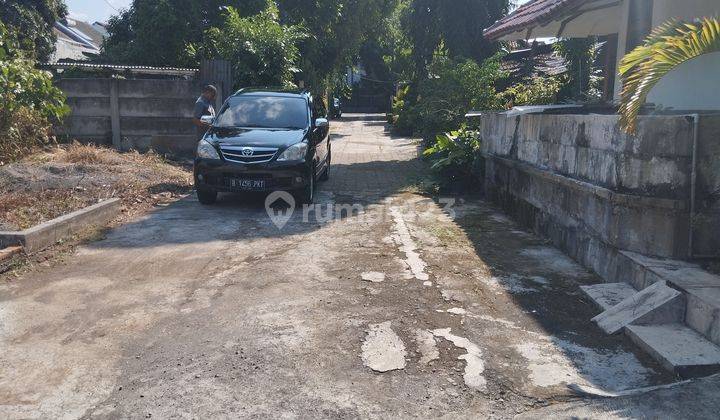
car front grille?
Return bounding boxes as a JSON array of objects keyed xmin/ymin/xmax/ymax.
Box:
[{"xmin": 220, "ymin": 145, "xmax": 278, "ymax": 164}]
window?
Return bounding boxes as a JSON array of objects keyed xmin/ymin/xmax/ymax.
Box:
[{"xmin": 215, "ymin": 96, "xmax": 309, "ymax": 129}]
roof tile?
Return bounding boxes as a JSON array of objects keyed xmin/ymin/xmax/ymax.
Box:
[{"xmin": 484, "ymin": 0, "xmax": 591, "ymax": 40}]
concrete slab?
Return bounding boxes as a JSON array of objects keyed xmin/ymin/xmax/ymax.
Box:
[
  {"xmin": 0, "ymin": 199, "xmax": 121, "ymax": 254},
  {"xmin": 593, "ymin": 282, "xmax": 685, "ymax": 335},
  {"xmin": 685, "ymin": 288, "xmax": 720, "ymax": 347},
  {"xmin": 620, "ymin": 251, "xmax": 699, "ymax": 270},
  {"xmin": 626, "ymin": 324, "xmax": 720, "ymax": 378},
  {"xmin": 652, "ymin": 265, "xmax": 720, "ymax": 290},
  {"xmin": 581, "ymin": 283, "xmax": 638, "ymax": 312},
  {"xmin": 617, "ymin": 251, "xmax": 720, "ymax": 347}
]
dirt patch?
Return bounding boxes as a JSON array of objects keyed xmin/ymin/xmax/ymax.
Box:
[{"xmin": 0, "ymin": 143, "xmax": 192, "ymax": 231}]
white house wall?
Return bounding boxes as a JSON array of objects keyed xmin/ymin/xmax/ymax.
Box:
[
  {"xmin": 614, "ymin": 0, "xmax": 720, "ymax": 109},
  {"xmin": 651, "ymin": 0, "xmax": 720, "ymax": 26},
  {"xmin": 648, "ymin": 52, "xmax": 720, "ymax": 110}
]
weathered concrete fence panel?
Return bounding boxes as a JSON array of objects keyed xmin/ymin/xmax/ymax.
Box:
[
  {"xmin": 482, "ymin": 112, "xmax": 720, "ymax": 277},
  {"xmin": 57, "ymin": 78, "xmax": 206, "ymax": 155}
]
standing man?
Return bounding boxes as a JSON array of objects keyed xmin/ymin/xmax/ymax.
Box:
[{"xmin": 192, "ymin": 85, "xmax": 218, "ymax": 139}]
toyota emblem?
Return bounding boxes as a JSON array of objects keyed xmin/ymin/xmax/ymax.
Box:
[{"xmin": 241, "ymin": 148, "xmax": 254, "ymax": 157}]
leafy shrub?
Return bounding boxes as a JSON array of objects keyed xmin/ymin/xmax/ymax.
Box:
[
  {"xmin": 423, "ymin": 128, "xmax": 483, "ymax": 192},
  {"xmin": 189, "ymin": 1, "xmax": 306, "ymax": 88},
  {"xmin": 393, "ymin": 54, "xmax": 504, "ymax": 140},
  {"xmin": 0, "ymin": 107, "xmax": 54, "ymax": 164},
  {"xmin": 0, "ymin": 23, "xmax": 69, "ymax": 163},
  {"xmin": 500, "ymin": 75, "xmax": 566, "ymax": 108}
]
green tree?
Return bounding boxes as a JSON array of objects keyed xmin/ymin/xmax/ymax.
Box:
[
  {"xmin": 194, "ymin": 2, "xmax": 305, "ymax": 88},
  {"xmin": 0, "ymin": 0, "xmax": 68, "ymax": 61},
  {"xmin": 0, "ymin": 22, "xmax": 69, "ymax": 162},
  {"xmin": 276, "ymin": 0, "xmax": 398, "ymax": 91},
  {"xmin": 395, "ymin": 53, "xmax": 504, "ymax": 138},
  {"xmin": 402, "ymin": 0, "xmax": 508, "ymax": 78},
  {"xmin": 102, "ymin": 0, "xmax": 396, "ymax": 92},
  {"xmin": 101, "ymin": 0, "xmax": 266, "ymax": 66},
  {"xmin": 554, "ymin": 38, "xmax": 598, "ymax": 101}
]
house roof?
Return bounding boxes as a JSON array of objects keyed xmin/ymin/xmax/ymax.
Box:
[
  {"xmin": 484, "ymin": 0, "xmax": 620, "ymax": 40},
  {"xmin": 68, "ymin": 19, "xmax": 106, "ymax": 48},
  {"xmin": 501, "ymin": 43, "xmax": 568, "ymax": 77},
  {"xmin": 41, "ymin": 62, "xmax": 198, "ymax": 77}
]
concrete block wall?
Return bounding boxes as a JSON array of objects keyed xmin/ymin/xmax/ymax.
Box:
[
  {"xmin": 482, "ymin": 112, "xmax": 720, "ymax": 264},
  {"xmin": 482, "ymin": 113, "xmax": 695, "ymax": 199},
  {"xmin": 695, "ymin": 115, "xmax": 720, "ymax": 257},
  {"xmin": 57, "ymin": 78, "xmax": 206, "ymax": 154}
]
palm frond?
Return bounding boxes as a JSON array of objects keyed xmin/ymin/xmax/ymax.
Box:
[{"xmin": 619, "ymin": 17, "xmax": 720, "ymax": 134}]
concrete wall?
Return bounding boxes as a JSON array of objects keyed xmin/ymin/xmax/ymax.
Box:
[
  {"xmin": 695, "ymin": 115, "xmax": 720, "ymax": 257},
  {"xmin": 482, "ymin": 113, "xmax": 720, "ymax": 279},
  {"xmin": 57, "ymin": 78, "xmax": 206, "ymax": 154}
]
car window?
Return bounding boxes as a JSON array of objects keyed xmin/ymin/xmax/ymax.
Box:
[{"xmin": 215, "ymin": 96, "xmax": 309, "ymax": 129}]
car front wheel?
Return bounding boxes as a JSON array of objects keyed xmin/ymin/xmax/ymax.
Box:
[
  {"xmin": 197, "ymin": 188, "xmax": 217, "ymax": 205},
  {"xmin": 296, "ymin": 170, "xmax": 315, "ymax": 204}
]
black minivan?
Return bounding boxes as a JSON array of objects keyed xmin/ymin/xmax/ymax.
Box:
[{"xmin": 194, "ymin": 89, "xmax": 331, "ymax": 205}]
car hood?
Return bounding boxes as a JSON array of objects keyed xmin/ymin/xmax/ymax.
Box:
[{"xmin": 205, "ymin": 128, "xmax": 308, "ymax": 149}]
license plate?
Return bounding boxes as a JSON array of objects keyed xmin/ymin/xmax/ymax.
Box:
[{"xmin": 229, "ymin": 179, "xmax": 266, "ymax": 190}]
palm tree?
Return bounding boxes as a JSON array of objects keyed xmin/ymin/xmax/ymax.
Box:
[{"xmin": 618, "ymin": 17, "xmax": 720, "ymax": 134}]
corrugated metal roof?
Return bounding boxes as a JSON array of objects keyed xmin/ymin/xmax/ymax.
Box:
[
  {"xmin": 484, "ymin": 0, "xmax": 592, "ymax": 40},
  {"xmin": 42, "ymin": 62, "xmax": 199, "ymax": 76}
]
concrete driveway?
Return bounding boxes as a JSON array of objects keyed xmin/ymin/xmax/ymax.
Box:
[{"xmin": 0, "ymin": 116, "xmax": 678, "ymax": 419}]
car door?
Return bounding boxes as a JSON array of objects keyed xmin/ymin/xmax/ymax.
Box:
[{"xmin": 311, "ymin": 97, "xmax": 330, "ymax": 174}]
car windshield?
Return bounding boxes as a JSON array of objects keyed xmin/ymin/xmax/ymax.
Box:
[{"xmin": 215, "ymin": 96, "xmax": 308, "ymax": 129}]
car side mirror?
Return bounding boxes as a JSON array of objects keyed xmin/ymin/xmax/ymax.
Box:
[
  {"xmin": 315, "ymin": 118, "xmax": 329, "ymax": 128},
  {"xmin": 200, "ymin": 115, "xmax": 215, "ymax": 125}
]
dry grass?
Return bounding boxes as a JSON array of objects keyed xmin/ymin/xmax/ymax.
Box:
[
  {"xmin": 0, "ymin": 143, "xmax": 193, "ymax": 231},
  {"xmin": 56, "ymin": 142, "xmax": 126, "ymax": 165},
  {"xmin": 0, "ymin": 189, "xmax": 100, "ymax": 230}
]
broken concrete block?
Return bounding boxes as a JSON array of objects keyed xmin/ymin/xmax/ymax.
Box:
[
  {"xmin": 592, "ymin": 282, "xmax": 685, "ymax": 335},
  {"xmin": 626, "ymin": 324, "xmax": 720, "ymax": 378},
  {"xmin": 580, "ymin": 283, "xmax": 638, "ymax": 312}
]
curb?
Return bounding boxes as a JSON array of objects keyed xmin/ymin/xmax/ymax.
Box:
[
  {"xmin": 0, "ymin": 246, "xmax": 23, "ymax": 263},
  {"xmin": 0, "ymin": 198, "xmax": 121, "ymax": 254}
]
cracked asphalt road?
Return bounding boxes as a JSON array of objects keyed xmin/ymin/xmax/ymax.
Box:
[{"xmin": 0, "ymin": 115, "xmax": 675, "ymax": 419}]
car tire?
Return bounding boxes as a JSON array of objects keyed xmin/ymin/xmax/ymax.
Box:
[
  {"xmin": 319, "ymin": 151, "xmax": 331, "ymax": 181},
  {"xmin": 197, "ymin": 188, "xmax": 218, "ymax": 205},
  {"xmin": 297, "ymin": 170, "xmax": 315, "ymax": 204}
]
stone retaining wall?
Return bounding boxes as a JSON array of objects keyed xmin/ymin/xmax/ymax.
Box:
[{"xmin": 482, "ymin": 112, "xmax": 720, "ymax": 273}]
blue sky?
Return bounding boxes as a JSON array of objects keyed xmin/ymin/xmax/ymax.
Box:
[
  {"xmin": 66, "ymin": 0, "xmax": 132, "ymax": 23},
  {"xmin": 67, "ymin": 0, "xmax": 531, "ymax": 24}
]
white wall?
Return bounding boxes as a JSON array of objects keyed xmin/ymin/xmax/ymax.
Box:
[
  {"xmin": 652, "ymin": 0, "xmax": 720, "ymax": 26},
  {"xmin": 614, "ymin": 0, "xmax": 720, "ymax": 110},
  {"xmin": 648, "ymin": 52, "xmax": 720, "ymax": 110}
]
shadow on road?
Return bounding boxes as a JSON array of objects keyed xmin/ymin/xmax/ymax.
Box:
[
  {"xmin": 88, "ymin": 119, "xmax": 425, "ymax": 250},
  {"xmin": 439, "ymin": 201, "xmax": 678, "ymax": 394}
]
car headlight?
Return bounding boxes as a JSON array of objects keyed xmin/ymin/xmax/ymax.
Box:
[
  {"xmin": 197, "ymin": 140, "xmax": 220, "ymax": 160},
  {"xmin": 277, "ymin": 142, "xmax": 308, "ymax": 162}
]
